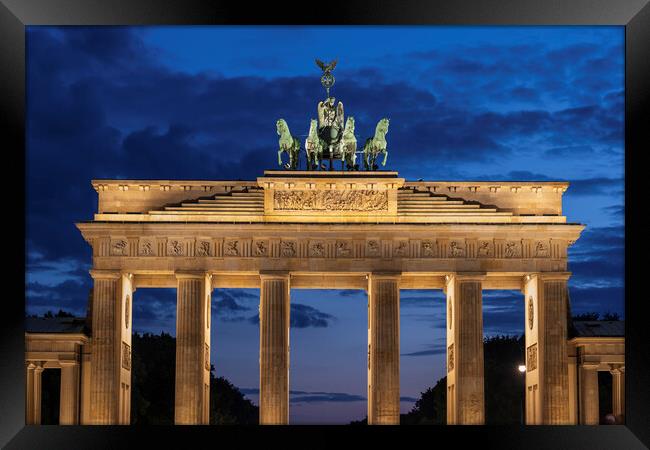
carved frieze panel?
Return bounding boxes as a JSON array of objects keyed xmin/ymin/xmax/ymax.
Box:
[
  {"xmin": 196, "ymin": 240, "xmax": 212, "ymax": 257},
  {"xmin": 448, "ymin": 240, "xmax": 466, "ymax": 257},
  {"xmin": 448, "ymin": 343, "xmax": 454, "ymax": 372},
  {"xmin": 273, "ymin": 190, "xmax": 388, "ymax": 211},
  {"xmin": 205, "ymin": 343, "xmax": 210, "ymax": 371},
  {"xmin": 308, "ymin": 241, "xmax": 326, "ymax": 257},
  {"xmin": 528, "ymin": 296, "xmax": 534, "ymax": 330},
  {"xmin": 366, "ymin": 240, "xmax": 381, "ymax": 257},
  {"xmin": 504, "ymin": 240, "xmax": 522, "ymax": 258},
  {"xmin": 281, "ymin": 240, "xmax": 296, "ymax": 257},
  {"xmin": 122, "ymin": 342, "xmax": 131, "ymax": 371},
  {"xmin": 254, "ymin": 240, "xmax": 268, "ymax": 257},
  {"xmin": 124, "ymin": 295, "xmax": 130, "ymax": 329},
  {"xmin": 224, "ymin": 240, "xmax": 239, "ymax": 257},
  {"xmin": 477, "ymin": 240, "xmax": 493, "ymax": 258},
  {"xmin": 110, "ymin": 239, "xmax": 128, "ymax": 256},
  {"xmin": 335, "ymin": 241, "xmax": 352, "ymax": 258},
  {"xmin": 167, "ymin": 239, "xmax": 185, "ymax": 256},
  {"xmin": 534, "ymin": 240, "xmax": 550, "ymax": 258},
  {"xmin": 448, "ymin": 298, "xmax": 453, "ymax": 329},
  {"xmin": 138, "ymin": 239, "xmax": 155, "ymax": 256},
  {"xmin": 421, "ymin": 240, "xmax": 436, "ymax": 257},
  {"xmin": 527, "ymin": 343, "xmax": 538, "ymax": 371},
  {"xmin": 393, "ymin": 240, "xmax": 409, "ymax": 257}
]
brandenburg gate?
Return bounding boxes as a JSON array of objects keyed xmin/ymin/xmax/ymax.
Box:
[{"xmin": 72, "ymin": 170, "xmax": 585, "ymax": 425}]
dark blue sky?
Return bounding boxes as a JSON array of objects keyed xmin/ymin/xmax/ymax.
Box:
[{"xmin": 25, "ymin": 26, "xmax": 624, "ymax": 424}]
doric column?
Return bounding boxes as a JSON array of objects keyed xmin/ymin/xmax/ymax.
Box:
[
  {"xmin": 175, "ymin": 271, "xmax": 212, "ymax": 425},
  {"xmin": 445, "ymin": 273, "xmax": 485, "ymax": 425},
  {"xmin": 59, "ymin": 362, "xmax": 80, "ymax": 425},
  {"xmin": 25, "ymin": 362, "xmax": 36, "ymax": 424},
  {"xmin": 33, "ymin": 362, "xmax": 44, "ymax": 425},
  {"xmin": 88, "ymin": 270, "xmax": 133, "ymax": 424},
  {"xmin": 611, "ymin": 365, "xmax": 625, "ymax": 423},
  {"xmin": 579, "ymin": 363, "xmax": 599, "ymax": 424},
  {"xmin": 367, "ymin": 273, "xmax": 400, "ymax": 425},
  {"xmin": 523, "ymin": 272, "xmax": 570, "ymax": 424},
  {"xmin": 259, "ymin": 272, "xmax": 290, "ymax": 425}
]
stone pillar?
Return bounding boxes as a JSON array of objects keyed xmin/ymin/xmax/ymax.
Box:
[
  {"xmin": 445, "ymin": 274, "xmax": 485, "ymax": 425},
  {"xmin": 59, "ymin": 362, "xmax": 80, "ymax": 425},
  {"xmin": 259, "ymin": 272, "xmax": 290, "ymax": 425},
  {"xmin": 80, "ymin": 345, "xmax": 92, "ymax": 424},
  {"xmin": 88, "ymin": 270, "xmax": 133, "ymax": 424},
  {"xmin": 33, "ymin": 362, "xmax": 44, "ymax": 425},
  {"xmin": 175, "ymin": 272, "xmax": 212, "ymax": 425},
  {"xmin": 25, "ymin": 362, "xmax": 36, "ymax": 424},
  {"xmin": 579, "ymin": 363, "xmax": 599, "ymax": 425},
  {"xmin": 367, "ymin": 273, "xmax": 400, "ymax": 425},
  {"xmin": 611, "ymin": 365, "xmax": 625, "ymax": 423},
  {"xmin": 524, "ymin": 273, "xmax": 570, "ymax": 424}
]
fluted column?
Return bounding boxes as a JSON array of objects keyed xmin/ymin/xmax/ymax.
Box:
[
  {"xmin": 611, "ymin": 365, "xmax": 625, "ymax": 423},
  {"xmin": 33, "ymin": 362, "xmax": 44, "ymax": 425},
  {"xmin": 579, "ymin": 363, "xmax": 599, "ymax": 424},
  {"xmin": 25, "ymin": 362, "xmax": 36, "ymax": 424},
  {"xmin": 367, "ymin": 273, "xmax": 400, "ymax": 425},
  {"xmin": 88, "ymin": 270, "xmax": 133, "ymax": 424},
  {"xmin": 524, "ymin": 273, "xmax": 570, "ymax": 424},
  {"xmin": 175, "ymin": 271, "xmax": 212, "ymax": 425},
  {"xmin": 259, "ymin": 272, "xmax": 290, "ymax": 425},
  {"xmin": 445, "ymin": 273, "xmax": 485, "ymax": 425},
  {"xmin": 59, "ymin": 362, "xmax": 80, "ymax": 425}
]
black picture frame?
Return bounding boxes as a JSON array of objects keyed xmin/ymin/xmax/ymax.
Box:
[{"xmin": 2, "ymin": 0, "xmax": 647, "ymax": 448}]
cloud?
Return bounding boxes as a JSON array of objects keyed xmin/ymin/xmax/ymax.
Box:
[
  {"xmin": 247, "ymin": 303, "xmax": 335, "ymax": 328},
  {"xmin": 238, "ymin": 387, "xmax": 366, "ymax": 403}
]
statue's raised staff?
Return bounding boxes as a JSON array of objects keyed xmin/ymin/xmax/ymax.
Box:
[
  {"xmin": 276, "ymin": 119, "xmax": 301, "ymax": 170},
  {"xmin": 340, "ymin": 116, "xmax": 358, "ymax": 170},
  {"xmin": 363, "ymin": 118, "xmax": 390, "ymax": 171},
  {"xmin": 305, "ymin": 119, "xmax": 325, "ymax": 170}
]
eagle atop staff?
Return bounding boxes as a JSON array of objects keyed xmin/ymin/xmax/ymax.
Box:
[{"xmin": 315, "ymin": 58, "xmax": 338, "ymax": 75}]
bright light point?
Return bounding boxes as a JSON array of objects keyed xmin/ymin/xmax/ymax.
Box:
[{"xmin": 518, "ymin": 365, "xmax": 526, "ymax": 373}]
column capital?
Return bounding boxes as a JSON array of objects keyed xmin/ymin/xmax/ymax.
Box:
[
  {"xmin": 259, "ymin": 270, "xmax": 290, "ymax": 280},
  {"xmin": 59, "ymin": 360, "xmax": 79, "ymax": 368},
  {"xmin": 524, "ymin": 272, "xmax": 572, "ymax": 283},
  {"xmin": 580, "ymin": 362, "xmax": 600, "ymax": 371},
  {"xmin": 610, "ymin": 364, "xmax": 625, "ymax": 374},
  {"xmin": 175, "ymin": 270, "xmax": 210, "ymax": 280},
  {"xmin": 368, "ymin": 271, "xmax": 402, "ymax": 280},
  {"xmin": 445, "ymin": 272, "xmax": 486, "ymax": 284},
  {"xmin": 89, "ymin": 269, "xmax": 122, "ymax": 280}
]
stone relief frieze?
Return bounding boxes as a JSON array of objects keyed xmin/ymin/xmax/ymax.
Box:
[
  {"xmin": 254, "ymin": 240, "xmax": 268, "ymax": 257},
  {"xmin": 421, "ymin": 240, "xmax": 436, "ymax": 257},
  {"xmin": 122, "ymin": 342, "xmax": 131, "ymax": 371},
  {"xmin": 138, "ymin": 239, "xmax": 154, "ymax": 256},
  {"xmin": 393, "ymin": 241, "xmax": 408, "ymax": 257},
  {"xmin": 527, "ymin": 343, "xmax": 537, "ymax": 371},
  {"xmin": 281, "ymin": 241, "xmax": 296, "ymax": 257},
  {"xmin": 366, "ymin": 240, "xmax": 380, "ymax": 257},
  {"xmin": 309, "ymin": 241, "xmax": 326, "ymax": 257},
  {"xmin": 449, "ymin": 240, "xmax": 465, "ymax": 257},
  {"xmin": 204, "ymin": 344, "xmax": 210, "ymax": 371},
  {"xmin": 448, "ymin": 343, "xmax": 454, "ymax": 372},
  {"xmin": 168, "ymin": 240, "xmax": 184, "ymax": 256},
  {"xmin": 273, "ymin": 190, "xmax": 388, "ymax": 211},
  {"xmin": 534, "ymin": 240, "xmax": 549, "ymax": 258},
  {"xmin": 111, "ymin": 239, "xmax": 128, "ymax": 256},
  {"xmin": 196, "ymin": 240, "xmax": 211, "ymax": 257},
  {"xmin": 224, "ymin": 240, "xmax": 239, "ymax": 256},
  {"xmin": 477, "ymin": 240, "xmax": 493, "ymax": 257},
  {"xmin": 504, "ymin": 241, "xmax": 522, "ymax": 258},
  {"xmin": 335, "ymin": 241, "xmax": 352, "ymax": 257},
  {"xmin": 528, "ymin": 296, "xmax": 534, "ymax": 330}
]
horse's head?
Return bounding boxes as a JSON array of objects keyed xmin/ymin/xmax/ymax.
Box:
[
  {"xmin": 345, "ymin": 116, "xmax": 355, "ymax": 132},
  {"xmin": 276, "ymin": 119, "xmax": 287, "ymax": 135},
  {"xmin": 309, "ymin": 119, "xmax": 318, "ymax": 135},
  {"xmin": 376, "ymin": 118, "xmax": 389, "ymax": 135}
]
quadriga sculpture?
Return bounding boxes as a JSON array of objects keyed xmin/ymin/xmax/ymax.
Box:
[
  {"xmin": 363, "ymin": 118, "xmax": 389, "ymax": 171},
  {"xmin": 305, "ymin": 119, "xmax": 325, "ymax": 170},
  {"xmin": 276, "ymin": 119, "xmax": 301, "ymax": 170},
  {"xmin": 340, "ymin": 116, "xmax": 358, "ymax": 170}
]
